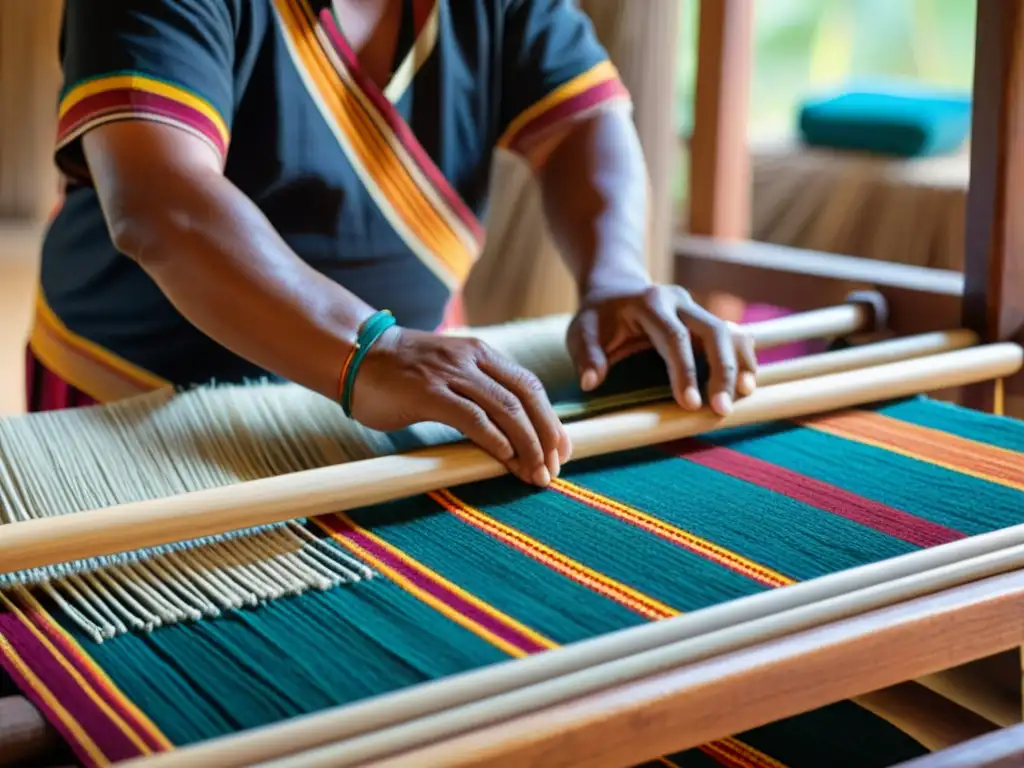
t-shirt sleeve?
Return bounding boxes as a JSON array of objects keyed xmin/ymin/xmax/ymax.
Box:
[
  {"xmin": 496, "ymin": 0, "xmax": 632, "ymax": 160},
  {"xmin": 56, "ymin": 0, "xmax": 236, "ymax": 183}
]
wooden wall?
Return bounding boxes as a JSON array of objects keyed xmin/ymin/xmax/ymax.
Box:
[{"xmin": 0, "ymin": 1, "xmax": 63, "ymax": 221}]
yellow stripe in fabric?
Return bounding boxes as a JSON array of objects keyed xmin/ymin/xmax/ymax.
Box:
[
  {"xmin": 804, "ymin": 410, "xmax": 1024, "ymax": 493},
  {"xmin": 323, "ymin": 504, "xmax": 781, "ymax": 767},
  {"xmin": 347, "ymin": 495, "xmax": 782, "ymax": 767},
  {"xmin": 0, "ymin": 631, "xmax": 109, "ymax": 767},
  {"xmin": 0, "ymin": 592, "xmax": 154, "ymax": 756},
  {"xmin": 318, "ymin": 513, "xmax": 557, "ymax": 657},
  {"xmin": 702, "ymin": 738, "xmax": 790, "ymax": 768},
  {"xmin": 29, "ymin": 292, "xmax": 170, "ymax": 402},
  {"xmin": 432, "ymin": 489, "xmax": 678, "ymax": 621},
  {"xmin": 497, "ymin": 60, "xmax": 620, "ymax": 148},
  {"xmin": 551, "ymin": 479, "xmax": 793, "ymax": 588},
  {"xmin": 274, "ymin": 0, "xmax": 472, "ymax": 285},
  {"xmin": 58, "ymin": 73, "xmax": 230, "ymax": 147},
  {"xmin": 17, "ymin": 590, "xmax": 174, "ymax": 752}
]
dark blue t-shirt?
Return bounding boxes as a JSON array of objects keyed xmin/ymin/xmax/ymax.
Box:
[{"xmin": 36, "ymin": 0, "xmax": 629, "ymax": 398}]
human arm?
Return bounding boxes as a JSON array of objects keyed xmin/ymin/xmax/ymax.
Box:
[
  {"xmin": 498, "ymin": 0, "xmax": 757, "ymax": 415},
  {"xmin": 62, "ymin": 0, "xmax": 567, "ymax": 484}
]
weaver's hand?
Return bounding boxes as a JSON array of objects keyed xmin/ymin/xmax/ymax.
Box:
[
  {"xmin": 567, "ymin": 285, "xmax": 758, "ymax": 416},
  {"xmin": 351, "ymin": 328, "xmax": 572, "ymax": 486}
]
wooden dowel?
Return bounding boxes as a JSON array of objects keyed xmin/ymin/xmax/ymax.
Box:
[
  {"xmin": 756, "ymin": 329, "xmax": 977, "ymax": 386},
  {"xmin": 0, "ymin": 341, "xmax": 1016, "ymax": 579},
  {"xmin": 743, "ymin": 302, "xmax": 870, "ymax": 348},
  {"xmin": 464, "ymin": 302, "xmax": 872, "ymax": 353},
  {"xmin": 120, "ymin": 342, "xmax": 1023, "ymax": 768},
  {"xmin": 235, "ymin": 542, "xmax": 1024, "ymax": 768}
]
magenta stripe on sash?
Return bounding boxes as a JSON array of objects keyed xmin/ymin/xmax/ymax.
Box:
[
  {"xmin": 667, "ymin": 439, "xmax": 966, "ymax": 548},
  {"xmin": 317, "ymin": 9, "xmax": 485, "ymax": 242}
]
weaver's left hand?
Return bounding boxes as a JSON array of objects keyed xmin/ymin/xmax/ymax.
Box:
[{"xmin": 567, "ymin": 285, "xmax": 758, "ymax": 416}]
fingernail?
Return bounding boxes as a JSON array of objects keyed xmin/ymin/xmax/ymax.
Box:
[
  {"xmin": 738, "ymin": 372, "xmax": 757, "ymax": 396},
  {"xmin": 684, "ymin": 386, "xmax": 702, "ymax": 410},
  {"xmin": 712, "ymin": 393, "xmax": 733, "ymax": 416},
  {"xmin": 547, "ymin": 449, "xmax": 561, "ymax": 479},
  {"xmin": 581, "ymin": 369, "xmax": 599, "ymax": 392},
  {"xmin": 533, "ymin": 466, "xmax": 552, "ymax": 487}
]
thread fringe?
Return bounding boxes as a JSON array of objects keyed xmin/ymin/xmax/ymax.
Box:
[{"xmin": 0, "ymin": 316, "xmax": 579, "ymax": 639}]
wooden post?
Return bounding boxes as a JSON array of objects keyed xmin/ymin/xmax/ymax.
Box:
[
  {"xmin": 687, "ymin": 0, "xmax": 753, "ymax": 239},
  {"xmin": 0, "ymin": 1, "xmax": 63, "ymax": 221},
  {"xmin": 685, "ymin": 0, "xmax": 754, "ymax": 323},
  {"xmin": 961, "ymin": 0, "xmax": 1024, "ymax": 414}
]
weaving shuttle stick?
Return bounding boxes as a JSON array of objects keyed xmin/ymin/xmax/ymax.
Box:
[
  {"xmin": 451, "ymin": 302, "xmax": 873, "ymax": 351},
  {"xmin": 147, "ymin": 535, "xmax": 1024, "ymax": 768},
  {"xmin": 112, "ymin": 340, "xmax": 1024, "ymax": 768},
  {"xmin": 0, "ymin": 338, "xmax": 1013, "ymax": 578}
]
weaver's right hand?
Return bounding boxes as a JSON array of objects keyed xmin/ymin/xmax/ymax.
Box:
[{"xmin": 351, "ymin": 327, "xmax": 572, "ymax": 487}]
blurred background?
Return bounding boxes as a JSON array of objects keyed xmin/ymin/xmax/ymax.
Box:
[{"xmin": 0, "ymin": 0, "xmax": 978, "ymax": 414}]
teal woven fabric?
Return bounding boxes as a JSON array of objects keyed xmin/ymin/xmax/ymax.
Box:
[{"xmin": 26, "ymin": 392, "xmax": 1023, "ymax": 767}]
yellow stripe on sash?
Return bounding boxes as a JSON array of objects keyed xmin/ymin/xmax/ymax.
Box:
[
  {"xmin": 272, "ymin": 0, "xmax": 478, "ymax": 289},
  {"xmin": 29, "ymin": 291, "xmax": 170, "ymax": 403}
]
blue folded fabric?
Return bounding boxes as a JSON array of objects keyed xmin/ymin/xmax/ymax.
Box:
[{"xmin": 798, "ymin": 84, "xmax": 972, "ymax": 157}]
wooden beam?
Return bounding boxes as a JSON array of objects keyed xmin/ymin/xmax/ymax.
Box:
[
  {"xmin": 371, "ymin": 570, "xmax": 1024, "ymax": 768},
  {"xmin": 961, "ymin": 0, "xmax": 1024, "ymax": 411},
  {"xmin": 0, "ymin": 1, "xmax": 63, "ymax": 220},
  {"xmin": 687, "ymin": 0, "xmax": 754, "ymax": 238},
  {"xmin": 674, "ymin": 235, "xmax": 964, "ymax": 335},
  {"xmin": 893, "ymin": 722, "xmax": 1024, "ymax": 768}
]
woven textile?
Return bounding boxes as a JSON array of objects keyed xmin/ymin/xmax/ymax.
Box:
[{"xmin": 3, "ymin": 392, "xmax": 1023, "ymax": 766}]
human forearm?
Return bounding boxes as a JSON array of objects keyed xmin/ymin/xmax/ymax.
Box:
[
  {"xmin": 538, "ymin": 110, "xmax": 651, "ymax": 301},
  {"xmin": 86, "ymin": 129, "xmax": 374, "ymax": 399}
]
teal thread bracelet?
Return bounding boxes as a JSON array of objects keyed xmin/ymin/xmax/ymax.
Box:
[{"xmin": 340, "ymin": 309, "xmax": 396, "ymax": 417}]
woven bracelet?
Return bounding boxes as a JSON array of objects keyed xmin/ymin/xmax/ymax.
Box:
[{"xmin": 339, "ymin": 309, "xmax": 396, "ymax": 417}]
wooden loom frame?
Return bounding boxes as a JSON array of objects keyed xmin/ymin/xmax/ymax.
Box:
[{"xmin": 3, "ymin": 1, "xmax": 1024, "ymax": 766}]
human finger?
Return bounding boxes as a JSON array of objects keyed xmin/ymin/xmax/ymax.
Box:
[
  {"xmin": 695, "ymin": 322, "xmax": 739, "ymax": 415},
  {"xmin": 567, "ymin": 310, "xmax": 609, "ymax": 392},
  {"xmin": 451, "ymin": 371, "xmax": 553, "ymax": 485},
  {"xmin": 427, "ymin": 388, "xmax": 539, "ymax": 481},
  {"xmin": 479, "ymin": 352, "xmax": 571, "ymax": 473},
  {"xmin": 634, "ymin": 304, "xmax": 702, "ymax": 411},
  {"xmin": 732, "ymin": 326, "xmax": 758, "ymax": 397}
]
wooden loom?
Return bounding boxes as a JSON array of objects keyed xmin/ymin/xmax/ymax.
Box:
[{"xmin": 2, "ymin": 1, "xmax": 1024, "ymax": 767}]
